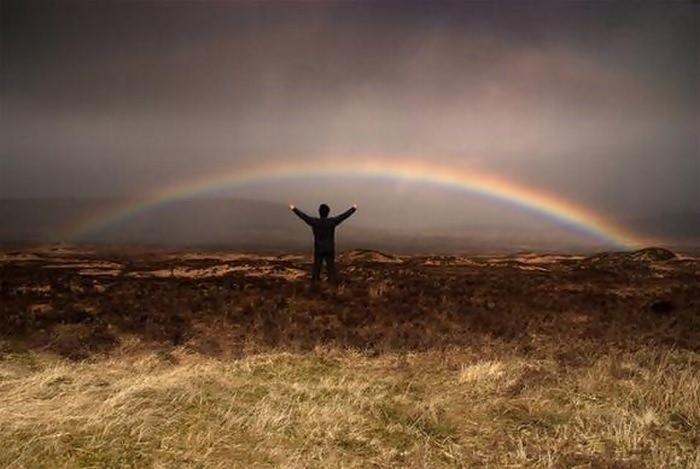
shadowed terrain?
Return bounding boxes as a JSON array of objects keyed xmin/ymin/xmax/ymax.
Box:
[
  {"xmin": 1, "ymin": 246, "xmax": 698, "ymax": 467},
  {"xmin": 3, "ymin": 199, "xmax": 699, "ymax": 252}
]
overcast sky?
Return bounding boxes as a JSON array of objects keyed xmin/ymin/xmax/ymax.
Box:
[{"xmin": 1, "ymin": 0, "xmax": 697, "ymax": 229}]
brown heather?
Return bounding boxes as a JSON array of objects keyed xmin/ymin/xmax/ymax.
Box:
[{"xmin": 0, "ymin": 247, "xmax": 698, "ymax": 467}]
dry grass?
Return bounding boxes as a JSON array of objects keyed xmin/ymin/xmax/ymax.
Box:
[
  {"xmin": 1, "ymin": 247, "xmax": 698, "ymax": 466},
  {"xmin": 1, "ymin": 339, "xmax": 697, "ymax": 468}
]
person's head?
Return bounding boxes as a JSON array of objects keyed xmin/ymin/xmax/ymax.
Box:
[{"xmin": 319, "ymin": 204, "xmax": 330, "ymax": 218}]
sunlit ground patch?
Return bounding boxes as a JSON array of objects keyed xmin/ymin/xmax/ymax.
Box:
[{"xmin": 0, "ymin": 346, "xmax": 697, "ymax": 468}]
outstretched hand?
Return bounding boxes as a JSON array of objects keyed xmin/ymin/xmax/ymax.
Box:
[
  {"xmin": 289, "ymin": 204, "xmax": 295, "ymax": 210},
  {"xmin": 352, "ymin": 204, "xmax": 358, "ymax": 209}
]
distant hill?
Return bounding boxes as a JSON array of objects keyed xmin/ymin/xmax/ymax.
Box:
[
  {"xmin": 0, "ymin": 198, "xmax": 306, "ymax": 248},
  {"xmin": 1, "ymin": 198, "xmax": 697, "ymax": 253}
]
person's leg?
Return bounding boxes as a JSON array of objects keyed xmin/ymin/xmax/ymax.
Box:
[
  {"xmin": 327, "ymin": 254, "xmax": 336, "ymax": 283},
  {"xmin": 320, "ymin": 255, "xmax": 328, "ymax": 282},
  {"xmin": 312, "ymin": 254, "xmax": 321, "ymax": 283}
]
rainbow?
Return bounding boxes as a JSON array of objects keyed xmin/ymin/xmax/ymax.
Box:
[{"xmin": 67, "ymin": 158, "xmax": 649, "ymax": 248}]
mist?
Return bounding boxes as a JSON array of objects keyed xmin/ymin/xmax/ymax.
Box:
[{"xmin": 1, "ymin": 0, "xmax": 698, "ymax": 244}]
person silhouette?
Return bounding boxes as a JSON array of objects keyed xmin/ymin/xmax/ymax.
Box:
[{"xmin": 290, "ymin": 203, "xmax": 357, "ymax": 283}]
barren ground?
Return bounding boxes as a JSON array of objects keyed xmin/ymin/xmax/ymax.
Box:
[{"xmin": 1, "ymin": 246, "xmax": 698, "ymax": 467}]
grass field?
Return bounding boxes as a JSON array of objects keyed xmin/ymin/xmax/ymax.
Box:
[
  {"xmin": 1, "ymin": 247, "xmax": 698, "ymax": 467},
  {"xmin": 1, "ymin": 342, "xmax": 698, "ymax": 467}
]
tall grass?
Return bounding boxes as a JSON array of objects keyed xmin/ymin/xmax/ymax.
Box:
[{"xmin": 1, "ymin": 339, "xmax": 697, "ymax": 468}]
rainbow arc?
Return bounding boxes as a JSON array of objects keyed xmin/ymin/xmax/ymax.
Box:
[{"xmin": 67, "ymin": 158, "xmax": 649, "ymax": 248}]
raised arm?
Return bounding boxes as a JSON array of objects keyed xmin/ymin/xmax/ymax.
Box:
[
  {"xmin": 290, "ymin": 205, "xmax": 315, "ymax": 226},
  {"xmin": 333, "ymin": 205, "xmax": 357, "ymax": 226}
]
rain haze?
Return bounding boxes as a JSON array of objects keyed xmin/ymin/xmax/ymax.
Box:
[
  {"xmin": 5, "ymin": 4, "xmax": 700, "ymax": 466},
  {"xmin": 1, "ymin": 0, "xmax": 698, "ymax": 250}
]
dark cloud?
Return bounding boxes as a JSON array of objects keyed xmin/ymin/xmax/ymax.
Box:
[{"xmin": 1, "ymin": 0, "xmax": 698, "ymax": 231}]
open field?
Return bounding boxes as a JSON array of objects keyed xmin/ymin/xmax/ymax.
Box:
[{"xmin": 1, "ymin": 246, "xmax": 698, "ymax": 467}]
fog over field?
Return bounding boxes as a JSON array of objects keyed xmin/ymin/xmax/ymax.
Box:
[
  {"xmin": 1, "ymin": 3, "xmax": 699, "ymax": 466},
  {"xmin": 1, "ymin": 1, "xmax": 698, "ymax": 249}
]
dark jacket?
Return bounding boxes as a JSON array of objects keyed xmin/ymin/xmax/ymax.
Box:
[{"xmin": 293, "ymin": 207, "xmax": 356, "ymax": 255}]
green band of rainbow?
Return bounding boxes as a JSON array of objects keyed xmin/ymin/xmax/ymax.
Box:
[{"xmin": 67, "ymin": 158, "xmax": 649, "ymax": 248}]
